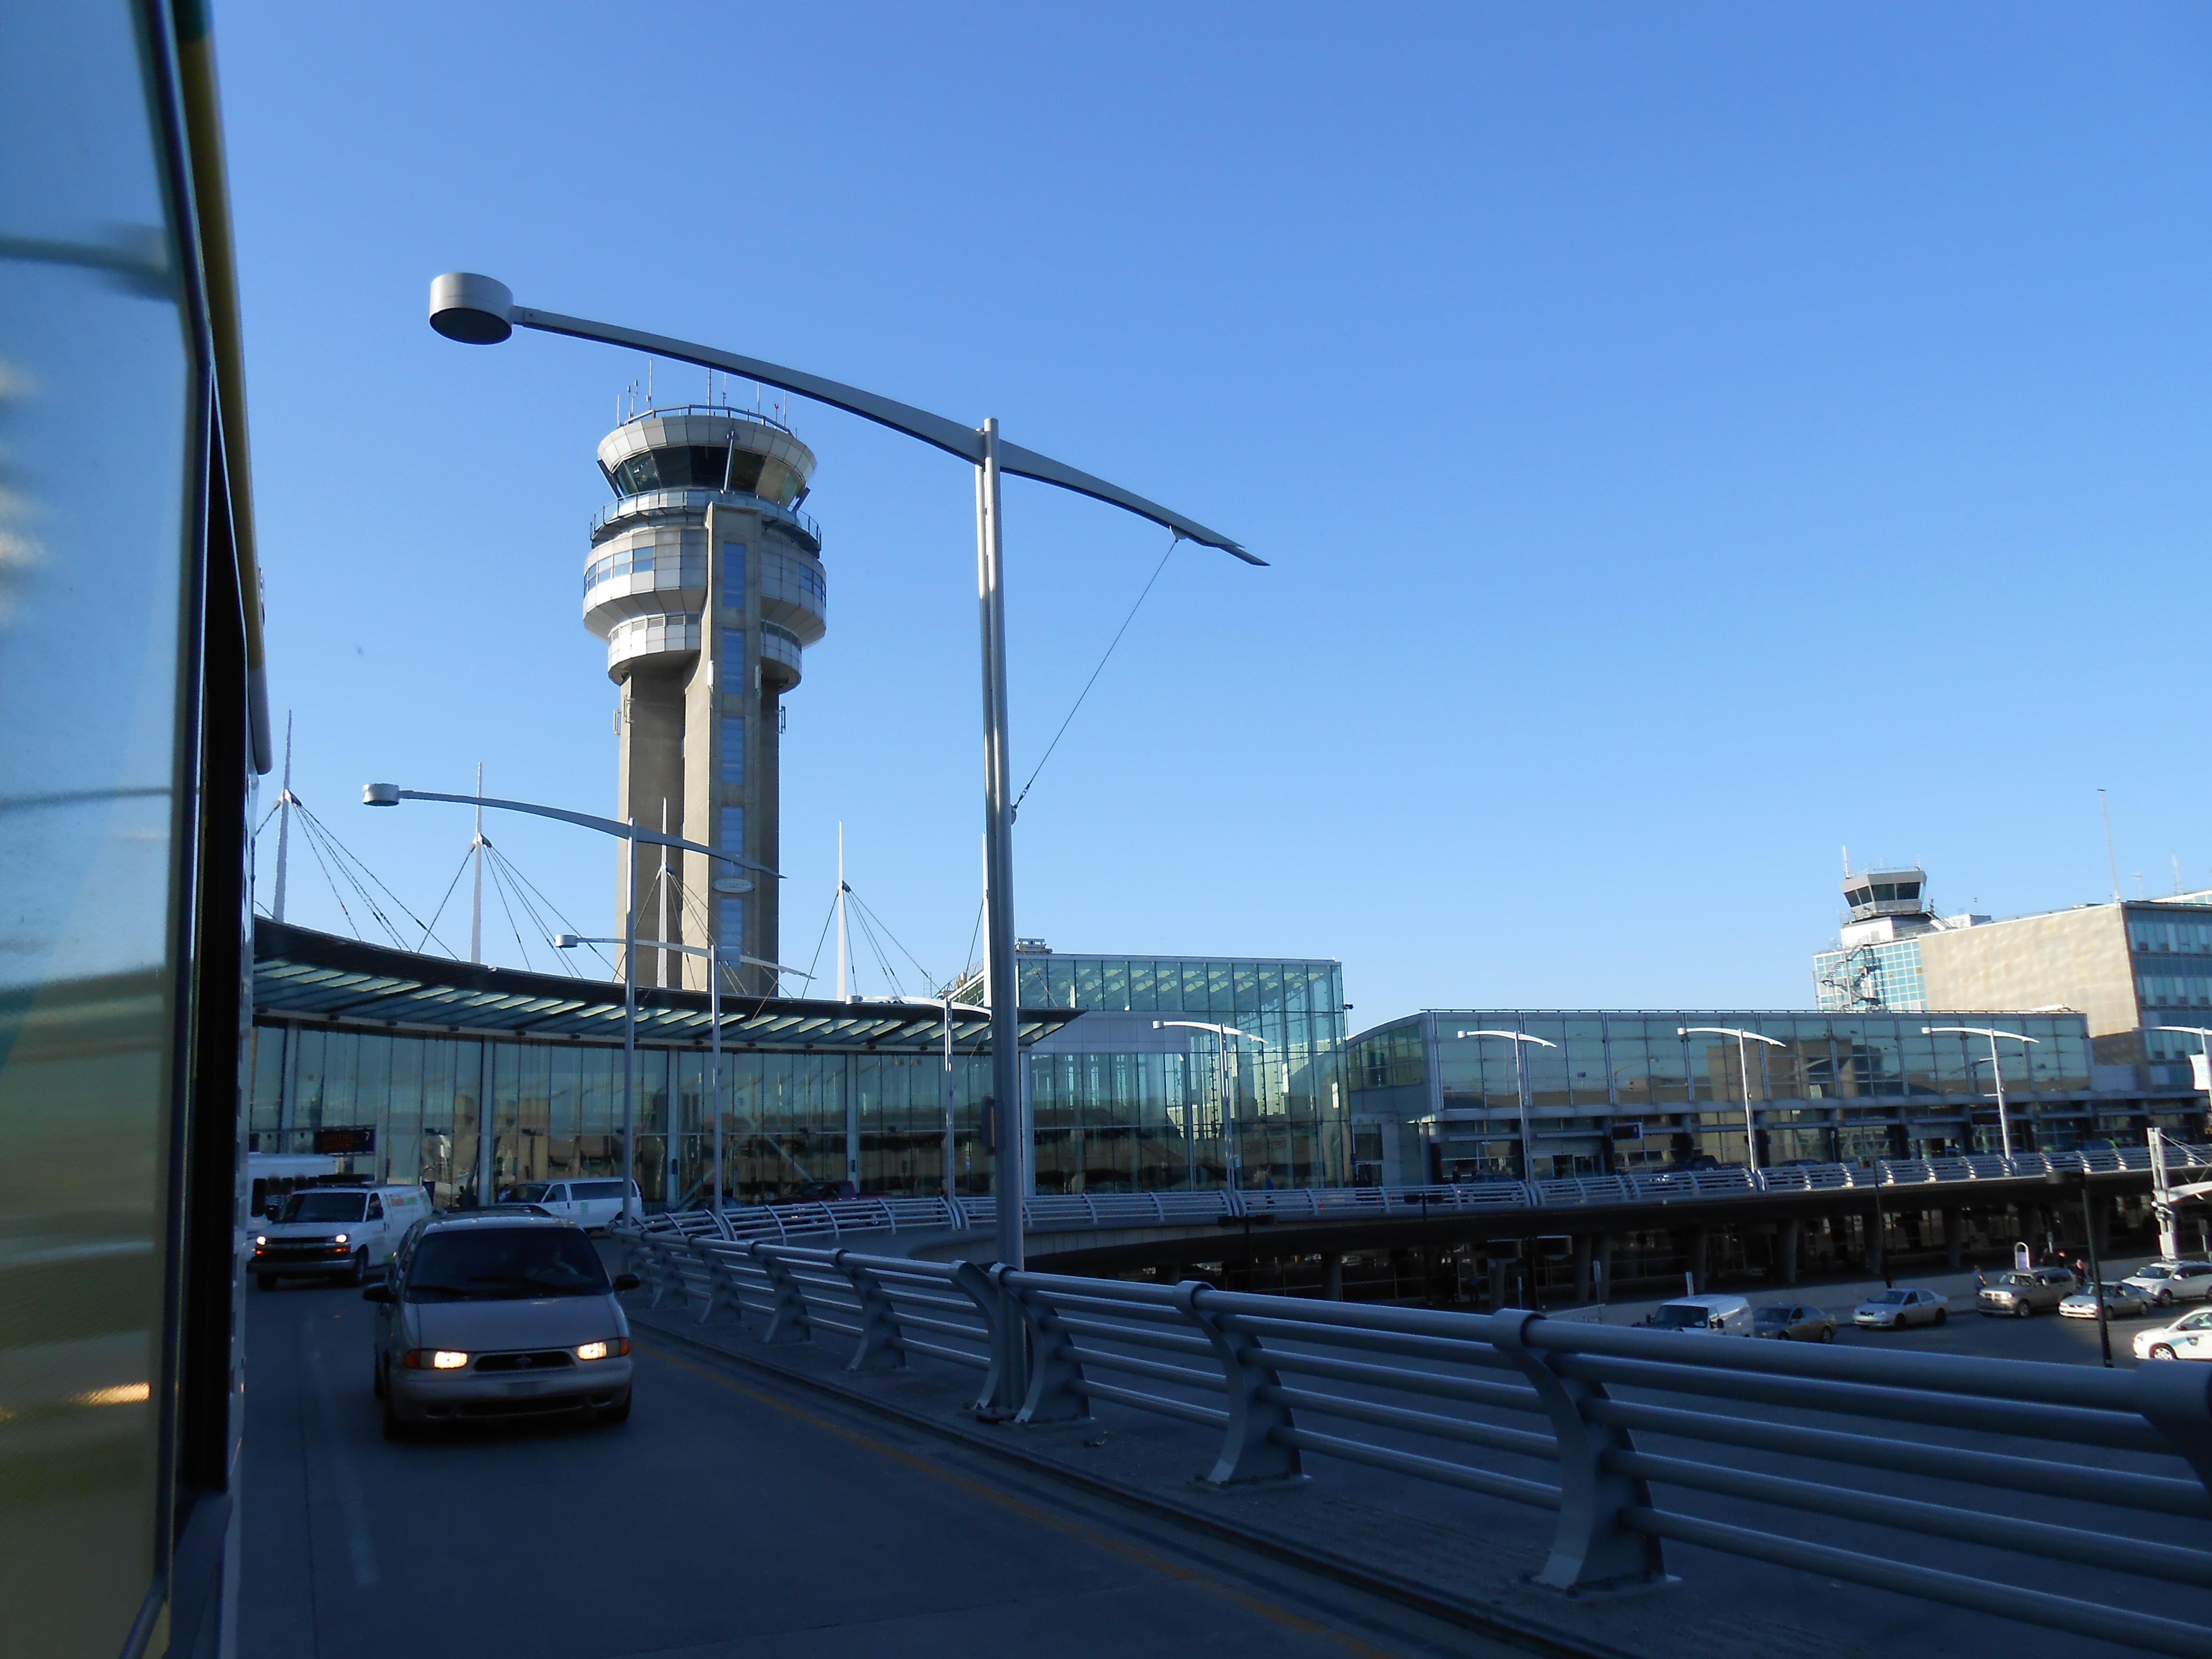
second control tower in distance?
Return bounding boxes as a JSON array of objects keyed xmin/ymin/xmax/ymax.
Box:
[{"xmin": 581, "ymin": 402, "xmax": 828, "ymax": 993}]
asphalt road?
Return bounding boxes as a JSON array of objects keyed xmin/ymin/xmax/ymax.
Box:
[{"xmin": 238, "ymin": 1278, "xmax": 1500, "ymax": 1659}]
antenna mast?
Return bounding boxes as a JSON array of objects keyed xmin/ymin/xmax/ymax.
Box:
[
  {"xmin": 835, "ymin": 821, "xmax": 849, "ymax": 1000},
  {"xmin": 271, "ymin": 712, "xmax": 295, "ymax": 922},
  {"xmin": 469, "ymin": 762, "xmax": 484, "ymax": 964},
  {"xmin": 2100, "ymin": 788, "xmax": 2122, "ymax": 905}
]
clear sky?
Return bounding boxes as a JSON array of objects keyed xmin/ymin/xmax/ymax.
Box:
[{"xmin": 219, "ymin": 3, "xmax": 2212, "ymax": 1025}]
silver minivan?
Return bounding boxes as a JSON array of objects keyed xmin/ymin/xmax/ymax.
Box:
[
  {"xmin": 1647, "ymin": 1292, "xmax": 1754, "ymax": 1334},
  {"xmin": 366, "ymin": 1214, "xmax": 637, "ymax": 1437}
]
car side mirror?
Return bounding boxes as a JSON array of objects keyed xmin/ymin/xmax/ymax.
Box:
[
  {"xmin": 361, "ymin": 1284, "xmax": 394, "ymax": 1304},
  {"xmin": 613, "ymin": 1273, "xmax": 641, "ymax": 1292}
]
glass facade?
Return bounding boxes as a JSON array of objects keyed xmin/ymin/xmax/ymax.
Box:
[
  {"xmin": 988, "ymin": 952, "xmax": 1350, "ymax": 1193},
  {"xmin": 2, "ymin": 6, "xmax": 261, "ymax": 1652},
  {"xmin": 1813, "ymin": 936, "xmax": 1928, "ymax": 1011},
  {"xmin": 1348, "ymin": 1009, "xmax": 2187, "ymax": 1183}
]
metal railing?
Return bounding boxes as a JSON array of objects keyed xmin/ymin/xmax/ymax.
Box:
[
  {"xmin": 654, "ymin": 1140, "xmax": 2212, "ymax": 1242},
  {"xmin": 590, "ymin": 487, "xmax": 820, "ymax": 547},
  {"xmin": 614, "ymin": 1224, "xmax": 2212, "ymax": 1655}
]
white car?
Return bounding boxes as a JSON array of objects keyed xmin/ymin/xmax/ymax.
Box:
[
  {"xmin": 2123, "ymin": 1262, "xmax": 2212, "ymax": 1308},
  {"xmin": 506, "ymin": 1178, "xmax": 638, "ymax": 1232},
  {"xmin": 1853, "ymin": 1287, "xmax": 1949, "ymax": 1329},
  {"xmin": 2060, "ymin": 1282, "xmax": 2157, "ymax": 1320},
  {"xmin": 252, "ymin": 1183, "xmax": 433, "ymax": 1288},
  {"xmin": 2134, "ymin": 1305, "xmax": 2212, "ymax": 1360}
]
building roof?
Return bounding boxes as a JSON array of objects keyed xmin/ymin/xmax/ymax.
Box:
[{"xmin": 253, "ymin": 922, "xmax": 1078, "ymax": 1053}]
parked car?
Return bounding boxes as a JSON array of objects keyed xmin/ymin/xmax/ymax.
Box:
[
  {"xmin": 505, "ymin": 1178, "xmax": 638, "ymax": 1232},
  {"xmin": 1753, "ymin": 1303, "xmax": 1838, "ymax": 1342},
  {"xmin": 365, "ymin": 1214, "xmax": 639, "ymax": 1436},
  {"xmin": 1976, "ymin": 1266, "xmax": 2078, "ymax": 1318},
  {"xmin": 491, "ymin": 1201, "xmax": 553, "ymax": 1217},
  {"xmin": 2122, "ymin": 1261, "xmax": 2212, "ymax": 1307},
  {"xmin": 1853, "ymin": 1287, "xmax": 1949, "ymax": 1329},
  {"xmin": 2059, "ymin": 1282, "xmax": 2157, "ymax": 1320},
  {"xmin": 253, "ymin": 1183, "xmax": 432, "ymax": 1289},
  {"xmin": 788, "ymin": 1178, "xmax": 860, "ymax": 1202},
  {"xmin": 1645, "ymin": 1293, "xmax": 1753, "ymax": 1334},
  {"xmin": 2134, "ymin": 1305, "xmax": 2212, "ymax": 1361}
]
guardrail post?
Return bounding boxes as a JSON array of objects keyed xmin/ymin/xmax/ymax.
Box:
[
  {"xmin": 645, "ymin": 1237, "xmax": 685, "ymax": 1310},
  {"xmin": 998, "ymin": 1272, "xmax": 1089, "ymax": 1424},
  {"xmin": 1178, "ymin": 1282, "xmax": 1301, "ymax": 1484},
  {"xmin": 1491, "ymin": 1310, "xmax": 1665, "ymax": 1591},
  {"xmin": 690, "ymin": 1240, "xmax": 742, "ymax": 1325},
  {"xmin": 947, "ymin": 1261, "xmax": 1008, "ymax": 1413},
  {"xmin": 833, "ymin": 1250, "xmax": 907, "ymax": 1372},
  {"xmin": 755, "ymin": 1247, "xmax": 813, "ymax": 1346}
]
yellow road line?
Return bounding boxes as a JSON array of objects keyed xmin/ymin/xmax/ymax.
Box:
[{"xmin": 642, "ymin": 1342, "xmax": 1403, "ymax": 1659}]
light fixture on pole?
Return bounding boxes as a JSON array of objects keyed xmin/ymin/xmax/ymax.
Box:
[
  {"xmin": 1154, "ymin": 1021, "xmax": 1268, "ymax": 1189},
  {"xmin": 1678, "ymin": 1027, "xmax": 1788, "ymax": 1178},
  {"xmin": 366, "ymin": 781, "xmax": 773, "ymax": 1221},
  {"xmin": 426, "ymin": 272, "xmax": 1256, "ymax": 1414},
  {"xmin": 1455, "ymin": 1030, "xmax": 1559, "ymax": 1181},
  {"xmin": 1922, "ymin": 1025, "xmax": 2039, "ymax": 1160},
  {"xmin": 554, "ymin": 933, "xmax": 810, "ymax": 1212}
]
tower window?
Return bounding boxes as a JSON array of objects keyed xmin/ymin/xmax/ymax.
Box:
[
  {"xmin": 721, "ymin": 716, "xmax": 745, "ymax": 782},
  {"xmin": 720, "ymin": 806, "xmax": 744, "ymax": 849},
  {"xmin": 718, "ymin": 897, "xmax": 745, "ymax": 942},
  {"xmin": 721, "ymin": 542, "xmax": 745, "ymax": 609},
  {"xmin": 721, "ymin": 628, "xmax": 745, "ymax": 670}
]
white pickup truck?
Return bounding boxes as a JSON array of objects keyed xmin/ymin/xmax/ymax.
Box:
[{"xmin": 252, "ymin": 1184, "xmax": 433, "ymax": 1288}]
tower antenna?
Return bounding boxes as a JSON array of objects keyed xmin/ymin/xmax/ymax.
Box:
[
  {"xmin": 836, "ymin": 821, "xmax": 850, "ymax": 1001},
  {"xmin": 1841, "ymin": 845, "xmax": 1850, "ymax": 879},
  {"xmin": 469, "ymin": 762, "xmax": 484, "ymax": 964},
  {"xmin": 2100, "ymin": 788, "xmax": 2121, "ymax": 905},
  {"xmin": 271, "ymin": 711, "xmax": 295, "ymax": 921}
]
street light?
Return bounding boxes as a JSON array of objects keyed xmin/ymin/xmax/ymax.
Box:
[
  {"xmin": 1678, "ymin": 1027, "xmax": 1788, "ymax": 1178},
  {"xmin": 1922, "ymin": 1026, "xmax": 2039, "ymax": 1160},
  {"xmin": 367, "ymin": 781, "xmax": 769, "ymax": 1220},
  {"xmin": 1455, "ymin": 1031, "xmax": 1559, "ymax": 1181},
  {"xmin": 426, "ymin": 272, "xmax": 1256, "ymax": 1408},
  {"xmin": 1154, "ymin": 1021, "xmax": 1268, "ymax": 1189},
  {"xmin": 553, "ymin": 933, "xmax": 809, "ymax": 1213}
]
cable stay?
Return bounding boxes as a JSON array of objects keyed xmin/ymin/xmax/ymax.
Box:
[{"xmin": 1010, "ymin": 529, "xmax": 1179, "ymax": 822}]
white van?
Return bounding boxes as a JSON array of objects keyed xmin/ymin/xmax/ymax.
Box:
[
  {"xmin": 508, "ymin": 1178, "xmax": 639, "ymax": 1232},
  {"xmin": 252, "ymin": 1183, "xmax": 433, "ymax": 1287},
  {"xmin": 1647, "ymin": 1292, "xmax": 1754, "ymax": 1335}
]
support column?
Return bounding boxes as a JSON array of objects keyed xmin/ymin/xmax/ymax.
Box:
[
  {"xmin": 1572, "ymin": 1234, "xmax": 1593, "ymax": 1305},
  {"xmin": 1322, "ymin": 1251, "xmax": 1344, "ymax": 1301},
  {"xmin": 1488, "ymin": 1251, "xmax": 1511, "ymax": 1312},
  {"xmin": 1779, "ymin": 1217, "xmax": 1801, "ymax": 1287},
  {"xmin": 1943, "ymin": 1208, "xmax": 1964, "ymax": 1270},
  {"xmin": 1596, "ymin": 1234, "xmax": 1615, "ymax": 1304},
  {"xmin": 1690, "ymin": 1226, "xmax": 1711, "ymax": 1294}
]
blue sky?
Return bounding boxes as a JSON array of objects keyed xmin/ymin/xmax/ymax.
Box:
[{"xmin": 220, "ymin": 3, "xmax": 2212, "ymax": 1023}]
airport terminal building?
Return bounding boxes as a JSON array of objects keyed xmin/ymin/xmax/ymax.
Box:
[{"xmin": 249, "ymin": 924, "xmax": 1351, "ymax": 1205}]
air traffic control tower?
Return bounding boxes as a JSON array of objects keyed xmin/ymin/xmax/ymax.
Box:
[{"xmin": 581, "ymin": 405, "xmax": 827, "ymax": 992}]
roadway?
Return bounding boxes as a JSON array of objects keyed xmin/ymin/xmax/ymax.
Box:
[{"xmin": 238, "ymin": 1277, "xmax": 1501, "ymax": 1659}]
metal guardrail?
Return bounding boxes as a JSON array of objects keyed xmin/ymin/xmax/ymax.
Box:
[
  {"xmin": 654, "ymin": 1141, "xmax": 2212, "ymax": 1244},
  {"xmin": 616, "ymin": 1223, "xmax": 2212, "ymax": 1654}
]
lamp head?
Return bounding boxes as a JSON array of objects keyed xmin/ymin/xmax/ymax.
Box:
[
  {"xmin": 363, "ymin": 782, "xmax": 400, "ymax": 806},
  {"xmin": 428, "ymin": 272, "xmax": 514, "ymax": 344},
  {"xmin": 552, "ymin": 933, "xmax": 581, "ymax": 949}
]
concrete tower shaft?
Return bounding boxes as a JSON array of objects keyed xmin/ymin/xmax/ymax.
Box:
[{"xmin": 584, "ymin": 405, "xmax": 827, "ymax": 994}]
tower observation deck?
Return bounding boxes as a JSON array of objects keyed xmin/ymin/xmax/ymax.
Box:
[{"xmin": 583, "ymin": 405, "xmax": 828, "ymax": 992}]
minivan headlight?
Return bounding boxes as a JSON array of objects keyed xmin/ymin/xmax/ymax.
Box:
[
  {"xmin": 402, "ymin": 1349, "xmax": 470, "ymax": 1370},
  {"xmin": 575, "ymin": 1338, "xmax": 630, "ymax": 1362},
  {"xmin": 334, "ymin": 1233, "xmax": 349, "ymax": 1245}
]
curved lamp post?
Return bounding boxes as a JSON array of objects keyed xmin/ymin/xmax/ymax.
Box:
[
  {"xmin": 1678, "ymin": 1027, "xmax": 1787, "ymax": 1178},
  {"xmin": 1455, "ymin": 1030, "xmax": 1558, "ymax": 1181},
  {"xmin": 1154, "ymin": 1020, "xmax": 1268, "ymax": 1189},
  {"xmin": 425, "ymin": 274, "xmax": 1257, "ymax": 1412},
  {"xmin": 1922, "ymin": 1025, "xmax": 2039, "ymax": 1160},
  {"xmin": 367, "ymin": 781, "xmax": 770, "ymax": 1220}
]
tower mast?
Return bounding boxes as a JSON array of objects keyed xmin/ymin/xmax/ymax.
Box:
[{"xmin": 271, "ymin": 712, "xmax": 294, "ymax": 922}]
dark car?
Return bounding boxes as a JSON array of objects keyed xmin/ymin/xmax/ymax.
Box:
[
  {"xmin": 787, "ymin": 1179, "xmax": 858, "ymax": 1203},
  {"xmin": 1754, "ymin": 1303, "xmax": 1838, "ymax": 1342}
]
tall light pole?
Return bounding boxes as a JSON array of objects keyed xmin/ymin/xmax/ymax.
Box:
[
  {"xmin": 1154, "ymin": 1021, "xmax": 1268, "ymax": 1189},
  {"xmin": 1455, "ymin": 1030, "xmax": 1558, "ymax": 1181},
  {"xmin": 425, "ymin": 274, "xmax": 1256, "ymax": 1408},
  {"xmin": 555, "ymin": 934, "xmax": 807, "ymax": 1212},
  {"xmin": 1923, "ymin": 1026, "xmax": 2039, "ymax": 1160},
  {"xmin": 366, "ymin": 782, "xmax": 773, "ymax": 1220},
  {"xmin": 1679, "ymin": 1027, "xmax": 1788, "ymax": 1178}
]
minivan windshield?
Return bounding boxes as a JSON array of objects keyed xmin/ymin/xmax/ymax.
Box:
[
  {"xmin": 406, "ymin": 1227, "xmax": 610, "ymax": 1300},
  {"xmin": 278, "ymin": 1191, "xmax": 367, "ymax": 1223},
  {"xmin": 570, "ymin": 1180, "xmax": 626, "ymax": 1199}
]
